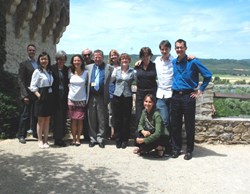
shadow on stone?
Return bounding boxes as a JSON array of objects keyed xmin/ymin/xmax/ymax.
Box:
[
  {"xmin": 0, "ymin": 149, "xmax": 148, "ymax": 194},
  {"xmin": 193, "ymin": 144, "xmax": 227, "ymax": 158}
]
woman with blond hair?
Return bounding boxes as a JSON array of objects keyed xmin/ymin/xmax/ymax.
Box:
[{"xmin": 108, "ymin": 49, "xmax": 120, "ymax": 139}]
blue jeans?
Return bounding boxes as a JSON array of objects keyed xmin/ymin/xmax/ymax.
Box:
[
  {"xmin": 171, "ymin": 94, "xmax": 196, "ymax": 153},
  {"xmin": 156, "ymin": 98, "xmax": 171, "ymax": 153},
  {"xmin": 156, "ymin": 98, "xmax": 171, "ymax": 128}
]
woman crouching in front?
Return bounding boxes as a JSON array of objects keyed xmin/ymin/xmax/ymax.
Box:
[{"xmin": 134, "ymin": 94, "xmax": 168, "ymax": 157}]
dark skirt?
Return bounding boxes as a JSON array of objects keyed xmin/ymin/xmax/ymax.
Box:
[{"xmin": 34, "ymin": 87, "xmax": 54, "ymax": 117}]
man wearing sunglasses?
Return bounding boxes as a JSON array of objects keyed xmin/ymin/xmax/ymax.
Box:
[{"xmin": 82, "ymin": 48, "xmax": 94, "ymax": 65}]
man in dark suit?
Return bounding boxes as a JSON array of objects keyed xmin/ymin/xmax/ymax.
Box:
[
  {"xmin": 17, "ymin": 44, "xmax": 38, "ymax": 143},
  {"xmin": 85, "ymin": 49, "xmax": 113, "ymax": 148},
  {"xmin": 81, "ymin": 48, "xmax": 94, "ymax": 142}
]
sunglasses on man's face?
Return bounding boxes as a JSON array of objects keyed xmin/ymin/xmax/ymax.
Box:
[{"xmin": 84, "ymin": 54, "xmax": 91, "ymax": 57}]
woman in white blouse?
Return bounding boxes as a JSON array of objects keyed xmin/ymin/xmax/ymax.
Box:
[
  {"xmin": 68, "ymin": 54, "xmax": 88, "ymax": 146},
  {"xmin": 29, "ymin": 52, "xmax": 54, "ymax": 149}
]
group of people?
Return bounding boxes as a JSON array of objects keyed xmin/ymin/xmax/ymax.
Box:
[{"xmin": 17, "ymin": 39, "xmax": 212, "ymax": 160}]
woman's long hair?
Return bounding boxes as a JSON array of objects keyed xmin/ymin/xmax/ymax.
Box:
[
  {"xmin": 37, "ymin": 51, "xmax": 52, "ymax": 74},
  {"xmin": 144, "ymin": 94, "xmax": 157, "ymax": 115},
  {"xmin": 70, "ymin": 54, "xmax": 85, "ymax": 73}
]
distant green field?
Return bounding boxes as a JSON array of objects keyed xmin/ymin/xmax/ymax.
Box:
[{"xmin": 214, "ymin": 74, "xmax": 250, "ymax": 83}]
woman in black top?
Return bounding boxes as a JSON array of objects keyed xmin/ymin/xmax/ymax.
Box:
[
  {"xmin": 134, "ymin": 47, "xmax": 157, "ymax": 126},
  {"xmin": 51, "ymin": 50, "xmax": 69, "ymax": 147}
]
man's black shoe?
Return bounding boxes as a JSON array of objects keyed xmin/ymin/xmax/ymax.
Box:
[
  {"xmin": 99, "ymin": 142, "xmax": 105, "ymax": 148},
  {"xmin": 55, "ymin": 140, "xmax": 66, "ymax": 147},
  {"xmin": 121, "ymin": 142, "xmax": 128, "ymax": 149},
  {"xmin": 18, "ymin": 137, "xmax": 26, "ymax": 144},
  {"xmin": 116, "ymin": 141, "xmax": 122, "ymax": 149},
  {"xmin": 184, "ymin": 152, "xmax": 192, "ymax": 160},
  {"xmin": 89, "ymin": 142, "xmax": 96, "ymax": 148},
  {"xmin": 171, "ymin": 151, "xmax": 180, "ymax": 158}
]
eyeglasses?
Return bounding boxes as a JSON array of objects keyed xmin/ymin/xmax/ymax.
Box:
[
  {"xmin": 83, "ymin": 54, "xmax": 91, "ymax": 57},
  {"xmin": 175, "ymin": 46, "xmax": 185, "ymax": 50}
]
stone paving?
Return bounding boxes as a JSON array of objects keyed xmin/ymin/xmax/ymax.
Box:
[{"xmin": 0, "ymin": 138, "xmax": 250, "ymax": 194}]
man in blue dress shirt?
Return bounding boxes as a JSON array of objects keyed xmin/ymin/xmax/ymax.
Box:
[{"xmin": 171, "ymin": 39, "xmax": 212, "ymax": 160}]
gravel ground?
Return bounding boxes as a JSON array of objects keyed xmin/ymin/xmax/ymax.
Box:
[{"xmin": 0, "ymin": 137, "xmax": 250, "ymax": 194}]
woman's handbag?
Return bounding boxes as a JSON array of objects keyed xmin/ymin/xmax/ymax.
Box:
[{"xmin": 144, "ymin": 117, "xmax": 155, "ymax": 134}]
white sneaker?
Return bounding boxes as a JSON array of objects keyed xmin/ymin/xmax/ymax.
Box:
[
  {"xmin": 38, "ymin": 141, "xmax": 44, "ymax": 149},
  {"xmin": 43, "ymin": 143, "xmax": 50, "ymax": 149}
]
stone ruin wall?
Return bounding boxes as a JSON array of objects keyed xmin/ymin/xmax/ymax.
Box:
[
  {"xmin": 0, "ymin": 0, "xmax": 69, "ymax": 74},
  {"xmin": 194, "ymin": 83, "xmax": 250, "ymax": 144}
]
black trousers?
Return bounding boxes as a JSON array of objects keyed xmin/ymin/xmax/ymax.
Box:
[
  {"xmin": 171, "ymin": 93, "xmax": 196, "ymax": 153},
  {"xmin": 52, "ymin": 92, "xmax": 67, "ymax": 141},
  {"xmin": 112, "ymin": 95, "xmax": 132, "ymax": 143},
  {"xmin": 135, "ymin": 131, "xmax": 167, "ymax": 153}
]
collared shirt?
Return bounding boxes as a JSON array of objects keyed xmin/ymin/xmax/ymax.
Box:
[
  {"xmin": 172, "ymin": 55, "xmax": 212, "ymax": 92},
  {"xmin": 28, "ymin": 57, "xmax": 38, "ymax": 70},
  {"xmin": 109, "ymin": 66, "xmax": 120, "ymax": 99},
  {"xmin": 29, "ymin": 69, "xmax": 54, "ymax": 92},
  {"xmin": 154, "ymin": 55, "xmax": 174, "ymax": 99},
  {"xmin": 90, "ymin": 63, "xmax": 105, "ymax": 94},
  {"xmin": 112, "ymin": 67, "xmax": 135, "ymax": 97}
]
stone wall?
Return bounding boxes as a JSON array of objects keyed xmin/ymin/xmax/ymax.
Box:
[
  {"xmin": 0, "ymin": 0, "xmax": 69, "ymax": 74},
  {"xmin": 195, "ymin": 118, "xmax": 250, "ymax": 144}
]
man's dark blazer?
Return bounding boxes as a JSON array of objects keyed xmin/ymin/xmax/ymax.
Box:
[{"xmin": 18, "ymin": 59, "xmax": 36, "ymax": 101}]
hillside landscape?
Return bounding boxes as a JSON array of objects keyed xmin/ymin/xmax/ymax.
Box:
[{"xmin": 66, "ymin": 54, "xmax": 250, "ymax": 76}]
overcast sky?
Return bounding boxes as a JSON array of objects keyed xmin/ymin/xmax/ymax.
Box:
[{"xmin": 57, "ymin": 0, "xmax": 250, "ymax": 59}]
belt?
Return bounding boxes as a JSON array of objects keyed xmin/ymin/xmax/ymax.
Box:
[
  {"xmin": 173, "ymin": 90, "xmax": 194, "ymax": 95},
  {"xmin": 137, "ymin": 88, "xmax": 154, "ymax": 92}
]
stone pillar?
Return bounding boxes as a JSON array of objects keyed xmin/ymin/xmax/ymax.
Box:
[{"xmin": 196, "ymin": 82, "xmax": 214, "ymax": 120}]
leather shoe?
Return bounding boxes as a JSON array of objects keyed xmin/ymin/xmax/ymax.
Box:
[
  {"xmin": 89, "ymin": 142, "xmax": 96, "ymax": 148},
  {"xmin": 184, "ymin": 152, "xmax": 192, "ymax": 160},
  {"xmin": 99, "ymin": 142, "xmax": 105, "ymax": 148},
  {"xmin": 121, "ymin": 142, "xmax": 128, "ymax": 149},
  {"xmin": 116, "ymin": 141, "xmax": 122, "ymax": 149},
  {"xmin": 171, "ymin": 151, "xmax": 180, "ymax": 158},
  {"xmin": 55, "ymin": 140, "xmax": 66, "ymax": 147},
  {"xmin": 18, "ymin": 137, "xmax": 26, "ymax": 144}
]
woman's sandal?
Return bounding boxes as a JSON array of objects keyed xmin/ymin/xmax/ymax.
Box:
[
  {"xmin": 75, "ymin": 142, "xmax": 81, "ymax": 146},
  {"xmin": 70, "ymin": 142, "xmax": 76, "ymax": 146},
  {"xmin": 156, "ymin": 146, "xmax": 165, "ymax": 157},
  {"xmin": 133, "ymin": 147, "xmax": 141, "ymax": 154}
]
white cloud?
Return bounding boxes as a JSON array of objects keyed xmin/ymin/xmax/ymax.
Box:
[{"xmin": 57, "ymin": 0, "xmax": 250, "ymax": 59}]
